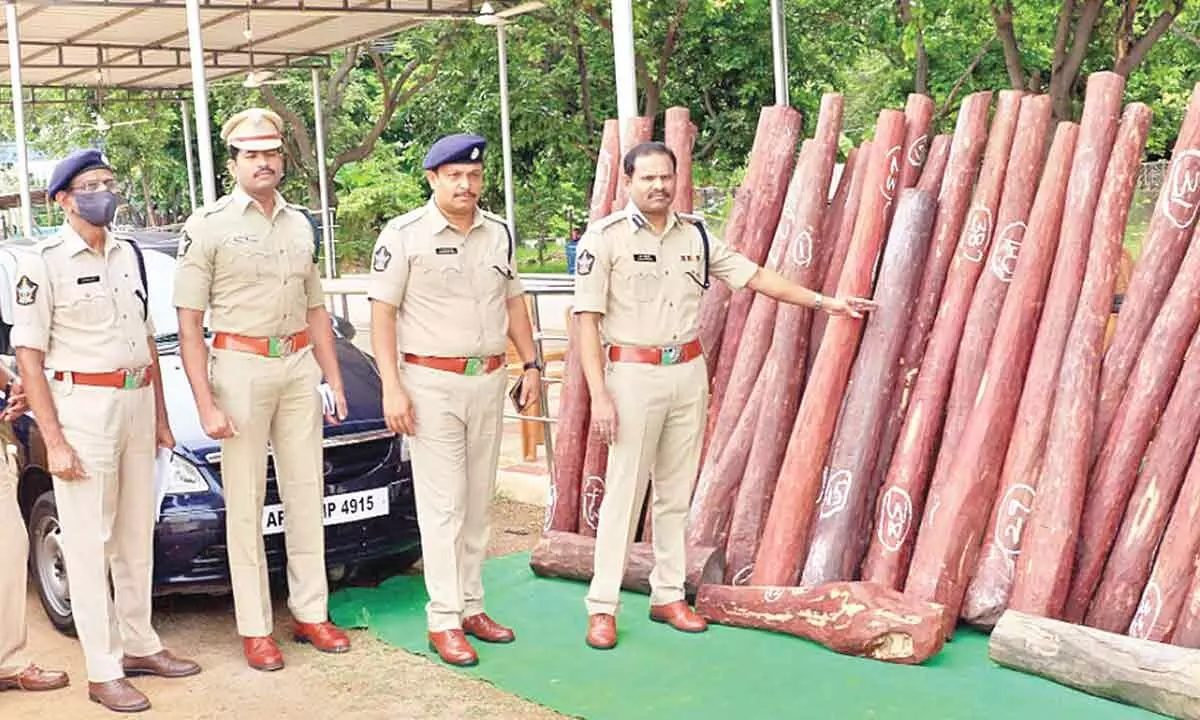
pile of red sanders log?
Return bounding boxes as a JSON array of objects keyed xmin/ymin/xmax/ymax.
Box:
[{"xmin": 534, "ymin": 73, "xmax": 1200, "ymax": 664}]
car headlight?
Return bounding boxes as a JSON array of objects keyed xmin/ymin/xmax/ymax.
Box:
[{"xmin": 163, "ymin": 454, "xmax": 209, "ymax": 495}]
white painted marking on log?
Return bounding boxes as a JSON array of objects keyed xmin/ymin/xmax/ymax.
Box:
[
  {"xmin": 996, "ymin": 484, "xmax": 1036, "ymax": 556},
  {"xmin": 1129, "ymin": 581, "xmax": 1162, "ymax": 640},
  {"xmin": 989, "ymin": 221, "xmax": 1026, "ymax": 282},
  {"xmin": 731, "ymin": 565, "xmax": 753, "ymax": 586},
  {"xmin": 819, "ymin": 468, "xmax": 853, "ymax": 519},
  {"xmin": 877, "ymin": 487, "xmax": 913, "ymax": 552},
  {"xmin": 1161, "ymin": 149, "xmax": 1200, "ymax": 229},
  {"xmin": 881, "ymin": 145, "xmax": 903, "ymax": 205},
  {"xmin": 908, "ymin": 134, "xmax": 929, "ymax": 169},
  {"xmin": 789, "ymin": 227, "xmax": 814, "ymax": 269},
  {"xmin": 764, "ymin": 588, "xmax": 784, "ymax": 603},
  {"xmin": 960, "ymin": 206, "xmax": 992, "ymax": 263},
  {"xmin": 543, "ymin": 483, "xmax": 557, "ymax": 532},
  {"xmin": 582, "ymin": 475, "xmax": 605, "ymax": 531}
]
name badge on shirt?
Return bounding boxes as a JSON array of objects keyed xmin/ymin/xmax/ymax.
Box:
[
  {"xmin": 435, "ymin": 247, "xmax": 459, "ymax": 256},
  {"xmin": 633, "ymin": 253, "xmax": 657, "ymax": 262},
  {"xmin": 77, "ymin": 275, "xmax": 101, "ymax": 285}
]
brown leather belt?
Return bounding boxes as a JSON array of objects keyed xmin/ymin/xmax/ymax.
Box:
[
  {"xmin": 213, "ymin": 330, "xmax": 310, "ymax": 358},
  {"xmin": 608, "ymin": 339, "xmax": 703, "ymax": 366},
  {"xmin": 403, "ymin": 353, "xmax": 505, "ymax": 376},
  {"xmin": 53, "ymin": 367, "xmax": 153, "ymax": 389}
]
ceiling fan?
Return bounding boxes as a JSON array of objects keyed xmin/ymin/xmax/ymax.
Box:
[
  {"xmin": 473, "ymin": 1, "xmax": 546, "ymax": 24},
  {"xmin": 235, "ymin": 3, "xmax": 288, "ymax": 88}
]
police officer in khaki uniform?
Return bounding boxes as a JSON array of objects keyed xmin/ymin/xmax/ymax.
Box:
[
  {"xmin": 13, "ymin": 149, "xmax": 201, "ymax": 713},
  {"xmin": 174, "ymin": 109, "xmax": 351, "ymax": 671},
  {"xmin": 573, "ymin": 142, "xmax": 875, "ymax": 650},
  {"xmin": 0, "ymin": 370, "xmax": 70, "ymax": 696},
  {"xmin": 369, "ymin": 134, "xmax": 541, "ymax": 667}
]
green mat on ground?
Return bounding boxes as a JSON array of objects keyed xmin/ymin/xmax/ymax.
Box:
[{"xmin": 330, "ymin": 552, "xmax": 1156, "ymax": 720}]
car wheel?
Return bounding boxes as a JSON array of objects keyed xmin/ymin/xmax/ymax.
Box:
[
  {"xmin": 28, "ymin": 490, "xmax": 76, "ymax": 636},
  {"xmin": 345, "ymin": 547, "xmax": 423, "ymax": 586}
]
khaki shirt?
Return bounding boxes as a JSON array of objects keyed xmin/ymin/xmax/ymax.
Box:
[
  {"xmin": 572, "ymin": 203, "xmax": 759, "ymax": 346},
  {"xmin": 11, "ymin": 225, "xmax": 154, "ymax": 372},
  {"xmin": 173, "ymin": 186, "xmax": 323, "ymax": 336},
  {"xmin": 368, "ymin": 199, "xmax": 524, "ymax": 357}
]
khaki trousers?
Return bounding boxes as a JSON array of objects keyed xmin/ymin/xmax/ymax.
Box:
[
  {"xmin": 0, "ymin": 435, "xmax": 28, "ymax": 677},
  {"xmin": 586, "ymin": 357, "xmax": 708, "ymax": 616},
  {"xmin": 403, "ymin": 362, "xmax": 506, "ymax": 632},
  {"xmin": 50, "ymin": 381, "xmax": 161, "ymax": 682},
  {"xmin": 211, "ymin": 347, "xmax": 327, "ymax": 637}
]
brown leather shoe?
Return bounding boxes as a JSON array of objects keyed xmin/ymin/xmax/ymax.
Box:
[
  {"xmin": 427, "ymin": 629, "xmax": 478, "ymax": 667},
  {"xmin": 122, "ymin": 649, "xmax": 201, "ymax": 678},
  {"xmin": 88, "ymin": 678, "xmax": 150, "ymax": 713},
  {"xmin": 293, "ymin": 621, "xmax": 351, "ymax": 653},
  {"xmin": 586, "ymin": 614, "xmax": 617, "ymax": 650},
  {"xmin": 650, "ymin": 600, "xmax": 709, "ymax": 633},
  {"xmin": 462, "ymin": 613, "xmax": 515, "ymax": 644},
  {"xmin": 242, "ymin": 636, "xmax": 285, "ymax": 672},
  {"xmin": 0, "ymin": 664, "xmax": 69, "ymax": 692}
]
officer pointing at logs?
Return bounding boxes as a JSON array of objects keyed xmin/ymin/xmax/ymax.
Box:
[
  {"xmin": 174, "ymin": 108, "xmax": 352, "ymax": 672},
  {"xmin": 572, "ymin": 141, "xmax": 876, "ymax": 650},
  {"xmin": 369, "ymin": 133, "xmax": 542, "ymax": 667}
]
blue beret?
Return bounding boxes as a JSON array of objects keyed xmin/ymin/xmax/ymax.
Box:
[
  {"xmin": 48, "ymin": 148, "xmax": 112, "ymax": 198},
  {"xmin": 423, "ymin": 134, "xmax": 486, "ymax": 170}
]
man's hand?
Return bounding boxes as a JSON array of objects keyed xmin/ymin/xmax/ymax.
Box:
[
  {"xmin": 199, "ymin": 403, "xmax": 237, "ymax": 440},
  {"xmin": 519, "ymin": 368, "xmax": 541, "ymax": 409},
  {"xmin": 47, "ymin": 437, "xmax": 87, "ymax": 481},
  {"xmin": 156, "ymin": 420, "xmax": 176, "ymax": 450},
  {"xmin": 383, "ymin": 386, "xmax": 416, "ymax": 436},
  {"xmin": 325, "ymin": 384, "xmax": 349, "ymax": 425},
  {"xmin": 822, "ymin": 295, "xmax": 878, "ymax": 319},
  {"xmin": 1, "ymin": 380, "xmax": 27, "ymax": 421},
  {"xmin": 590, "ymin": 390, "xmax": 619, "ymax": 444}
]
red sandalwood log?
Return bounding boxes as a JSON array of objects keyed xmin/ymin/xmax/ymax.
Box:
[
  {"xmin": 1068, "ymin": 221, "xmax": 1200, "ymax": 622},
  {"xmin": 932, "ymin": 95, "xmax": 1052, "ymax": 490},
  {"xmin": 587, "ymin": 119, "xmax": 621, "ymax": 220},
  {"xmin": 528, "ymin": 530, "xmax": 724, "ymax": 596},
  {"xmin": 695, "ymin": 582, "xmax": 947, "ymax": 665},
  {"xmin": 899, "ymin": 94, "xmax": 935, "ymax": 192},
  {"xmin": 1172, "ymin": 565, "xmax": 1200, "ymax": 648},
  {"xmin": 960, "ymin": 122, "xmax": 1081, "ymax": 627},
  {"xmin": 576, "ymin": 435, "xmax": 608, "ymax": 537},
  {"xmin": 613, "ymin": 116, "xmax": 653, "ymax": 209},
  {"xmin": 801, "ymin": 189, "xmax": 936, "ymax": 586},
  {"xmin": 1129, "ymin": 433, "xmax": 1200, "ymax": 643},
  {"xmin": 698, "ymin": 107, "xmax": 801, "ymax": 378},
  {"xmin": 546, "ymin": 315, "xmax": 587, "ymax": 532},
  {"xmin": 915, "ymin": 134, "xmax": 952, "ymax": 196},
  {"xmin": 1094, "ymin": 82, "xmax": 1200, "ymax": 457},
  {"xmin": 750, "ymin": 109, "xmax": 907, "ymax": 586},
  {"xmin": 968, "ymin": 74, "xmax": 1126, "ymax": 622},
  {"xmin": 665, "ymin": 106, "xmax": 697, "ymax": 214},
  {"xmin": 1087, "ymin": 322, "xmax": 1200, "ymax": 633},
  {"xmin": 859, "ymin": 91, "xmax": 1023, "ymax": 592},
  {"xmin": 1012, "ymin": 100, "xmax": 1151, "ymax": 621},
  {"xmin": 809, "ymin": 145, "xmax": 860, "ymax": 297},
  {"xmin": 864, "ymin": 94, "xmax": 993, "ymax": 544}
]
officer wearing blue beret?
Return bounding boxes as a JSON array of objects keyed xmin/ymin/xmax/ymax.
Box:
[
  {"xmin": 12, "ymin": 148, "xmax": 200, "ymax": 712},
  {"xmin": 368, "ymin": 133, "xmax": 542, "ymax": 666}
]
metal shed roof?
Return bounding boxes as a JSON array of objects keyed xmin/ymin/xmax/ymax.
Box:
[{"xmin": 0, "ymin": 0, "xmax": 480, "ymax": 89}]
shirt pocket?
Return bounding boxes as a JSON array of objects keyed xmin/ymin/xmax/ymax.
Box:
[
  {"xmin": 477, "ymin": 249, "xmax": 513, "ymax": 301},
  {"xmin": 59, "ymin": 280, "xmax": 115, "ymax": 327},
  {"xmin": 411, "ymin": 252, "xmax": 465, "ymax": 295},
  {"xmin": 218, "ymin": 241, "xmax": 274, "ymax": 282},
  {"xmin": 614, "ymin": 263, "xmax": 660, "ymax": 304}
]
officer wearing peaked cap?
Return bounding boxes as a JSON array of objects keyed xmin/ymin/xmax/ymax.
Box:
[
  {"xmin": 12, "ymin": 148, "xmax": 200, "ymax": 712},
  {"xmin": 174, "ymin": 107, "xmax": 352, "ymax": 671},
  {"xmin": 572, "ymin": 141, "xmax": 878, "ymax": 651},
  {"xmin": 369, "ymin": 133, "xmax": 541, "ymax": 667}
]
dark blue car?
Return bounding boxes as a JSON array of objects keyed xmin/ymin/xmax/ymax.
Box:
[{"xmin": 0, "ymin": 235, "xmax": 420, "ymax": 633}]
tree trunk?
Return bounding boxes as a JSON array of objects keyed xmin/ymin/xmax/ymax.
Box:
[{"xmin": 990, "ymin": 609, "xmax": 1200, "ymax": 720}]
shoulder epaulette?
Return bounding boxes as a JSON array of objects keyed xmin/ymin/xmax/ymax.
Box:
[
  {"xmin": 481, "ymin": 210, "xmax": 515, "ymax": 260},
  {"xmin": 33, "ymin": 235, "xmax": 64, "ymax": 253},
  {"xmin": 386, "ymin": 206, "xmax": 426, "ymax": 233},
  {"xmin": 589, "ymin": 210, "xmax": 629, "ymax": 234},
  {"xmin": 677, "ymin": 211, "xmax": 704, "ymax": 225},
  {"xmin": 199, "ymin": 195, "xmax": 234, "ymax": 218}
]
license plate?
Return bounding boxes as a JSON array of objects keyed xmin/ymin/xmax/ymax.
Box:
[{"xmin": 261, "ymin": 487, "xmax": 390, "ymax": 536}]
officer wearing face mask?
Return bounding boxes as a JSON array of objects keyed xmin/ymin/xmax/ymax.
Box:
[{"xmin": 12, "ymin": 149, "xmax": 200, "ymax": 714}]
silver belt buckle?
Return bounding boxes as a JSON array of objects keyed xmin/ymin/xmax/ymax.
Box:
[{"xmin": 660, "ymin": 344, "xmax": 682, "ymax": 365}]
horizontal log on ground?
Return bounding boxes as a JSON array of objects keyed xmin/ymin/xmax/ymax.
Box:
[
  {"xmin": 990, "ymin": 609, "xmax": 1200, "ymax": 720},
  {"xmin": 529, "ymin": 530, "xmax": 724, "ymax": 597},
  {"xmin": 696, "ymin": 581, "xmax": 946, "ymax": 665}
]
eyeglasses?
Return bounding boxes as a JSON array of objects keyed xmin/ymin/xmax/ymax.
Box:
[{"xmin": 70, "ymin": 179, "xmax": 120, "ymax": 194}]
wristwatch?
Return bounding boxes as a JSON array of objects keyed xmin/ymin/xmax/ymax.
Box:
[
  {"xmin": 813, "ymin": 293, "xmax": 824, "ymax": 312},
  {"xmin": 523, "ymin": 361, "xmax": 543, "ymax": 372}
]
